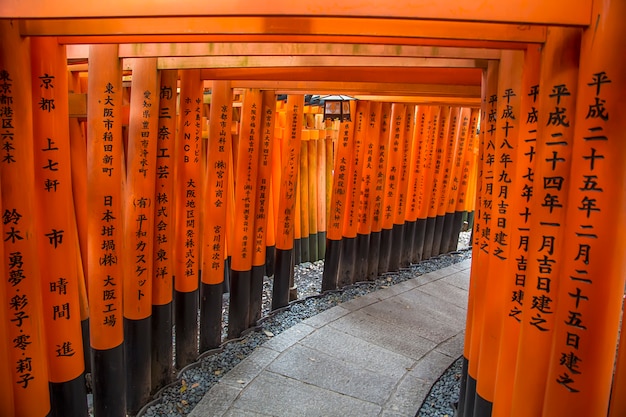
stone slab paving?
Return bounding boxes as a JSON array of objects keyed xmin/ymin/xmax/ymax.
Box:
[{"xmin": 189, "ymin": 259, "xmax": 471, "ymax": 417}]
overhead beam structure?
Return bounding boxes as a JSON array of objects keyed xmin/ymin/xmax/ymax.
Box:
[{"xmin": 0, "ymin": 0, "xmax": 593, "ymax": 26}]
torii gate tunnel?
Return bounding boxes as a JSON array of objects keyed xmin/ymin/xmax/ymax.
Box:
[{"xmin": 0, "ymin": 1, "xmax": 625, "ymax": 416}]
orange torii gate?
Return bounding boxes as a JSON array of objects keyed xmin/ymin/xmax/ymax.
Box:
[{"xmin": 3, "ymin": 1, "xmax": 626, "ymax": 417}]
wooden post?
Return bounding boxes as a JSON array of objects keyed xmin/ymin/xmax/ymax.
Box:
[
  {"xmin": 307, "ymin": 129, "xmax": 319, "ymax": 261},
  {"xmin": 473, "ymin": 50, "xmax": 524, "ymax": 417},
  {"xmin": 405, "ymin": 106, "xmax": 428, "ymax": 263},
  {"xmin": 272, "ymin": 95, "xmax": 304, "ymax": 309},
  {"xmin": 399, "ymin": 104, "xmax": 416, "ymax": 267},
  {"xmin": 444, "ymin": 107, "xmax": 472, "ymax": 253},
  {"xmin": 0, "ymin": 21, "xmax": 51, "ymax": 417},
  {"xmin": 339, "ymin": 100, "xmax": 367, "ymax": 286},
  {"xmin": 459, "ymin": 62, "xmax": 498, "ymax": 417},
  {"xmin": 249, "ymin": 90, "xmax": 277, "ymax": 326},
  {"xmin": 200, "ymin": 80, "xmax": 233, "ymax": 350},
  {"xmin": 151, "ymin": 69, "xmax": 177, "ymax": 392},
  {"xmin": 434, "ymin": 107, "xmax": 460, "ymax": 256},
  {"xmin": 86, "ymin": 43, "xmax": 125, "ymax": 417},
  {"xmin": 367, "ymin": 103, "xmax": 392, "ymax": 278},
  {"xmin": 173, "ymin": 69, "xmax": 202, "ymax": 366},
  {"xmin": 321, "ymin": 110, "xmax": 354, "ymax": 291},
  {"xmin": 122, "ymin": 57, "xmax": 158, "ymax": 414},
  {"xmin": 356, "ymin": 102, "xmax": 381, "ymax": 280},
  {"xmin": 379, "ymin": 103, "xmax": 406, "ymax": 273},
  {"xmin": 228, "ymin": 89, "xmax": 261, "ymax": 339},
  {"xmin": 0, "ymin": 232, "xmax": 15, "ymax": 416},
  {"xmin": 31, "ymin": 36, "xmax": 88, "ymax": 417},
  {"xmin": 299, "ymin": 129, "xmax": 310, "ymax": 263},
  {"xmin": 68, "ymin": 117, "xmax": 91, "ymax": 375},
  {"xmin": 510, "ymin": 27, "xmax": 581, "ymax": 417},
  {"xmin": 423, "ymin": 106, "xmax": 449, "ymax": 260},
  {"xmin": 490, "ymin": 46, "xmax": 540, "ymax": 416},
  {"xmin": 544, "ymin": 2, "xmax": 625, "ymax": 414}
]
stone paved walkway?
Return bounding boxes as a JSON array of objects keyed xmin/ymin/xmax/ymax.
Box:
[{"xmin": 189, "ymin": 258, "xmax": 471, "ymax": 417}]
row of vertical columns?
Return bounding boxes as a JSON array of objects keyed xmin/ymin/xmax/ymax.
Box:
[
  {"xmin": 458, "ymin": 0, "xmax": 626, "ymax": 415},
  {"xmin": 322, "ymin": 101, "xmax": 479, "ymax": 290}
]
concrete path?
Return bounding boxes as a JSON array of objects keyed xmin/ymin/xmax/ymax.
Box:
[{"xmin": 189, "ymin": 258, "xmax": 471, "ymax": 417}]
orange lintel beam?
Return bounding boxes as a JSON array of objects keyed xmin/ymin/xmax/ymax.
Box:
[
  {"xmin": 197, "ymin": 67, "xmax": 482, "ymax": 85},
  {"xmin": 57, "ymin": 35, "xmax": 532, "ymax": 50},
  {"xmin": 154, "ymin": 56, "xmax": 488, "ymax": 70},
  {"xmin": 19, "ymin": 17, "xmax": 547, "ymax": 43},
  {"xmin": 1, "ymin": 0, "xmax": 591, "ymax": 26},
  {"xmin": 230, "ymin": 81, "xmax": 480, "ymax": 98},
  {"xmin": 66, "ymin": 43, "xmax": 502, "ymax": 60}
]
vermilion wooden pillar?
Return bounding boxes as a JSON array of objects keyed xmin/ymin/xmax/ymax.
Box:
[
  {"xmin": 31, "ymin": 37, "xmax": 88, "ymax": 417},
  {"xmin": 123, "ymin": 57, "xmax": 159, "ymax": 414},
  {"xmin": 544, "ymin": 1, "xmax": 626, "ymax": 414},
  {"xmin": 510, "ymin": 27, "xmax": 581, "ymax": 417},
  {"xmin": 0, "ymin": 21, "xmax": 51, "ymax": 417},
  {"xmin": 200, "ymin": 80, "xmax": 233, "ymax": 349},
  {"xmin": 151, "ymin": 69, "xmax": 177, "ymax": 391},
  {"xmin": 86, "ymin": 43, "xmax": 125, "ymax": 417}
]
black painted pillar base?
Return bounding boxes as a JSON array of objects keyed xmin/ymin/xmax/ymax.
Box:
[
  {"xmin": 174, "ymin": 289, "xmax": 198, "ymax": 368},
  {"xmin": 151, "ymin": 302, "xmax": 173, "ymax": 393},
  {"xmin": 294, "ymin": 238, "xmax": 302, "ymax": 266},
  {"xmin": 265, "ymin": 245, "xmax": 276, "ymax": 278},
  {"xmin": 91, "ymin": 343, "xmax": 126, "ymax": 417},
  {"xmin": 402, "ymin": 220, "xmax": 416, "ymax": 266},
  {"xmin": 378, "ymin": 227, "xmax": 393, "ymax": 274},
  {"xmin": 388, "ymin": 223, "xmax": 404, "ymax": 272},
  {"xmin": 456, "ymin": 356, "xmax": 469, "ymax": 417},
  {"xmin": 473, "ymin": 393, "xmax": 493, "ymax": 417},
  {"xmin": 81, "ymin": 318, "xmax": 91, "ymax": 374},
  {"xmin": 449, "ymin": 211, "xmax": 465, "ymax": 253},
  {"xmin": 49, "ymin": 373, "xmax": 88, "ymax": 417},
  {"xmin": 467, "ymin": 211, "xmax": 475, "ymax": 231},
  {"xmin": 367, "ymin": 231, "xmax": 381, "ymax": 281},
  {"xmin": 355, "ymin": 233, "xmax": 370, "ymax": 281},
  {"xmin": 124, "ymin": 317, "xmax": 151, "ymax": 415},
  {"xmin": 289, "ymin": 252, "xmax": 298, "ymax": 302},
  {"xmin": 322, "ymin": 239, "xmax": 341, "ymax": 291},
  {"xmin": 249, "ymin": 265, "xmax": 264, "ymax": 326},
  {"xmin": 413, "ymin": 218, "xmax": 427, "ymax": 262},
  {"xmin": 222, "ymin": 257, "xmax": 231, "ymax": 294},
  {"xmin": 272, "ymin": 248, "xmax": 293, "ymax": 310},
  {"xmin": 462, "ymin": 372, "xmax": 477, "ymax": 417},
  {"xmin": 228, "ymin": 269, "xmax": 251, "ymax": 339},
  {"xmin": 432, "ymin": 215, "xmax": 446, "ymax": 256},
  {"xmin": 317, "ymin": 231, "xmax": 326, "ymax": 262},
  {"xmin": 301, "ymin": 236, "xmax": 310, "ymax": 263},
  {"xmin": 422, "ymin": 217, "xmax": 436, "ymax": 260},
  {"xmin": 199, "ymin": 281, "xmax": 222, "ymax": 352},
  {"xmin": 338, "ymin": 236, "xmax": 356, "ymax": 288},
  {"xmin": 440, "ymin": 212, "xmax": 455, "ymax": 255},
  {"xmin": 309, "ymin": 232, "xmax": 319, "ymax": 261}
]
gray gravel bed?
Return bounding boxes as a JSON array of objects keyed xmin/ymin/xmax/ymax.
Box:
[
  {"xmin": 416, "ymin": 356, "xmax": 463, "ymax": 417},
  {"xmin": 138, "ymin": 237, "xmax": 472, "ymax": 417}
]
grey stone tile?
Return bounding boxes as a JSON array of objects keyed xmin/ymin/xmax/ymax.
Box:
[
  {"xmin": 188, "ymin": 381, "xmax": 242, "ymax": 417},
  {"xmin": 441, "ymin": 270, "xmax": 471, "ymax": 291},
  {"xmin": 262, "ymin": 322, "xmax": 315, "ymax": 352},
  {"xmin": 435, "ymin": 331, "xmax": 466, "ymax": 359},
  {"xmin": 396, "ymin": 289, "xmax": 467, "ymax": 329},
  {"xmin": 328, "ymin": 309, "xmax": 437, "ymax": 360},
  {"xmin": 416, "ymin": 279, "xmax": 469, "ymax": 310},
  {"xmin": 340, "ymin": 294, "xmax": 383, "ymax": 311},
  {"xmin": 412, "ymin": 267, "xmax": 455, "ymax": 286},
  {"xmin": 219, "ymin": 347, "xmax": 280, "ymax": 389},
  {"xmin": 450, "ymin": 259, "xmax": 472, "ymax": 271},
  {"xmin": 300, "ymin": 325, "xmax": 414, "ymax": 379},
  {"xmin": 383, "ymin": 373, "xmax": 431, "ymax": 417},
  {"xmin": 302, "ymin": 305, "xmax": 351, "ymax": 328},
  {"xmin": 360, "ymin": 295, "xmax": 460, "ymax": 344},
  {"xmin": 410, "ymin": 349, "xmax": 456, "ymax": 383},
  {"xmin": 222, "ymin": 408, "xmax": 274, "ymax": 417},
  {"xmin": 234, "ymin": 371, "xmax": 382, "ymax": 417},
  {"xmin": 267, "ymin": 344, "xmax": 397, "ymax": 405}
]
